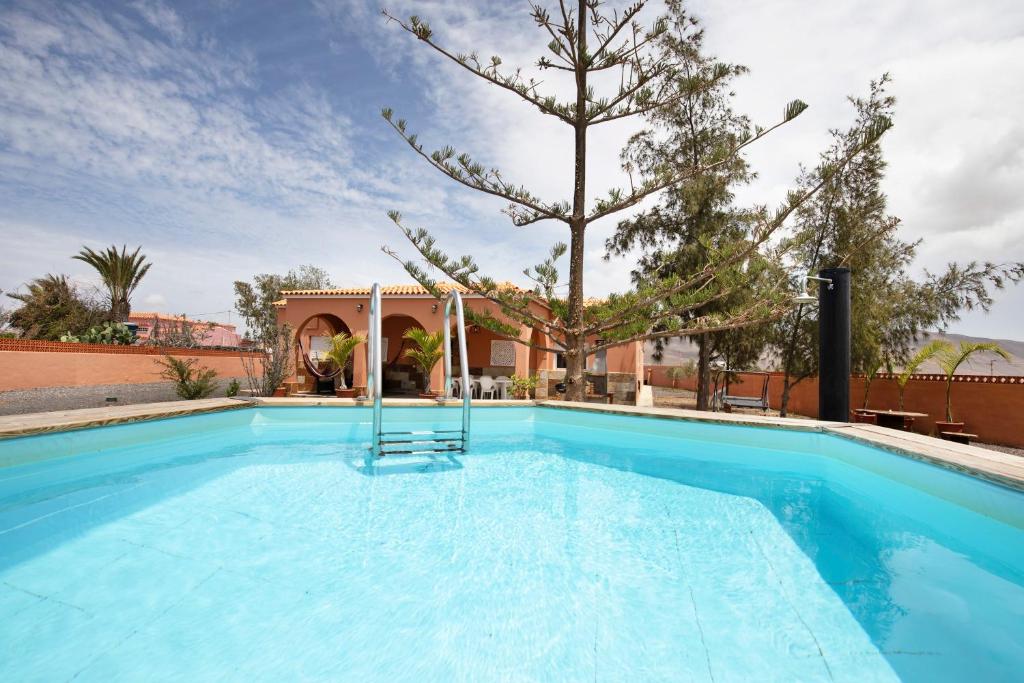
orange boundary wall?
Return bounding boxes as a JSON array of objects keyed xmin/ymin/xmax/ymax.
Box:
[
  {"xmin": 1, "ymin": 344, "xmax": 262, "ymax": 392},
  {"xmin": 647, "ymin": 367, "xmax": 1024, "ymax": 448},
  {"xmin": 0, "ymin": 338, "xmax": 249, "ymax": 357}
]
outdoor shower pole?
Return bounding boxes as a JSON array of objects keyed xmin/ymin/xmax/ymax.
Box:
[{"xmin": 818, "ymin": 267, "xmax": 851, "ymax": 422}]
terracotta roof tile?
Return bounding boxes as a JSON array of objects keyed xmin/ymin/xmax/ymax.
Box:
[
  {"xmin": 279, "ymin": 282, "xmax": 525, "ymax": 297},
  {"xmin": 129, "ymin": 312, "xmax": 234, "ymax": 328}
]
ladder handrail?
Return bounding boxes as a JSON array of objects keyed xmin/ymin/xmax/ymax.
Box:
[
  {"xmin": 367, "ymin": 283, "xmax": 469, "ymax": 461},
  {"xmin": 443, "ymin": 289, "xmax": 471, "ymax": 447},
  {"xmin": 369, "ymin": 283, "xmax": 382, "ymax": 457}
]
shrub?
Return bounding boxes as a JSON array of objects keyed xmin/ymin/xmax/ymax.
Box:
[
  {"xmin": 510, "ymin": 374, "xmax": 539, "ymax": 399},
  {"xmin": 155, "ymin": 355, "xmax": 219, "ymax": 400},
  {"xmin": 226, "ymin": 378, "xmax": 241, "ymax": 398},
  {"xmin": 62, "ymin": 321, "xmax": 136, "ymax": 345}
]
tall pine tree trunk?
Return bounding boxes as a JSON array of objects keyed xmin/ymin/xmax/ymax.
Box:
[
  {"xmin": 564, "ymin": 1, "xmax": 588, "ymax": 403},
  {"xmin": 779, "ymin": 374, "xmax": 792, "ymax": 418},
  {"xmin": 695, "ymin": 335, "xmax": 712, "ymax": 410}
]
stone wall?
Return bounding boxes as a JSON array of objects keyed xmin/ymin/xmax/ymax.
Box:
[
  {"xmin": 537, "ymin": 369, "xmax": 637, "ymax": 404},
  {"xmin": 0, "ymin": 379, "xmax": 249, "ymax": 416}
]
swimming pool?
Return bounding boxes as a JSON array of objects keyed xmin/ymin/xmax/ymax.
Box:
[{"xmin": 1, "ymin": 406, "xmax": 1021, "ymax": 681}]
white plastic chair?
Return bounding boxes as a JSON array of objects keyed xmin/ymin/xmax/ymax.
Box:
[
  {"xmin": 477, "ymin": 376, "xmax": 498, "ymax": 399},
  {"xmin": 451, "ymin": 377, "xmax": 462, "ymax": 398}
]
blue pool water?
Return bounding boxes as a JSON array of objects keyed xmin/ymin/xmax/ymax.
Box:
[{"xmin": 1, "ymin": 406, "xmax": 1022, "ymax": 681}]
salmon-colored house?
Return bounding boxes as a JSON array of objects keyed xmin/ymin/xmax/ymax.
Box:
[
  {"xmin": 274, "ymin": 283, "xmax": 644, "ymax": 403},
  {"xmin": 129, "ymin": 312, "xmax": 241, "ymax": 347}
]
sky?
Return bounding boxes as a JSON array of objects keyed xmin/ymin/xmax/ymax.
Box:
[{"xmin": 1, "ymin": 0, "xmax": 1022, "ymax": 339}]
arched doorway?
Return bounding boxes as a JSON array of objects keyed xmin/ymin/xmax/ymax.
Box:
[
  {"xmin": 295, "ymin": 313, "xmax": 354, "ymax": 394},
  {"xmin": 381, "ymin": 314, "xmax": 428, "ymax": 396}
]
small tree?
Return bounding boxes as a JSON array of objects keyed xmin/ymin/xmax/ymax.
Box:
[
  {"xmin": 148, "ymin": 315, "xmax": 213, "ymax": 348},
  {"xmin": 323, "ymin": 332, "xmax": 365, "ymax": 390},
  {"xmin": 861, "ymin": 356, "xmax": 887, "ymax": 409},
  {"xmin": 895, "ymin": 340, "xmax": 949, "ymax": 409},
  {"xmin": 73, "ymin": 245, "xmax": 151, "ymax": 322},
  {"xmin": 937, "ymin": 342, "xmax": 1010, "ymax": 422},
  {"xmin": 233, "ymin": 265, "xmax": 334, "ymax": 397},
  {"xmin": 155, "ymin": 355, "xmax": 219, "ymax": 400},
  {"xmin": 403, "ymin": 328, "xmax": 445, "ymax": 395}
]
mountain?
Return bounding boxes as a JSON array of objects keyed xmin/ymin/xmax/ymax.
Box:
[{"xmin": 645, "ymin": 332, "xmax": 1024, "ymax": 376}]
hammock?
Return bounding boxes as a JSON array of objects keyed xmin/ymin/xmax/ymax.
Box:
[{"xmin": 297, "ymin": 336, "xmax": 343, "ymax": 380}]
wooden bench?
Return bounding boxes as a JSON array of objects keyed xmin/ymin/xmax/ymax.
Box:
[{"xmin": 940, "ymin": 431, "xmax": 978, "ymax": 445}]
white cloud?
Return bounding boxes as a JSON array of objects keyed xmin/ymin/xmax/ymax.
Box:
[{"xmin": 3, "ymin": 0, "xmax": 1023, "ymax": 340}]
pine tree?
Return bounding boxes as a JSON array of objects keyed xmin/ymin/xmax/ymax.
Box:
[
  {"xmin": 769, "ymin": 75, "xmax": 1023, "ymax": 416},
  {"xmin": 605, "ymin": 17, "xmax": 774, "ymax": 409},
  {"xmin": 381, "ymin": 1, "xmax": 889, "ymax": 401}
]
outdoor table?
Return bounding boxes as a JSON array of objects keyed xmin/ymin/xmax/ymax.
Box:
[
  {"xmin": 860, "ymin": 409, "xmax": 928, "ymax": 431},
  {"xmin": 494, "ymin": 377, "xmax": 511, "ymax": 399}
]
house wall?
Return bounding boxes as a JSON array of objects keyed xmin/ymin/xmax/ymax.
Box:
[
  {"xmin": 278, "ymin": 295, "xmax": 576, "ymax": 394},
  {"xmin": 646, "ymin": 366, "xmax": 1024, "ymax": 447}
]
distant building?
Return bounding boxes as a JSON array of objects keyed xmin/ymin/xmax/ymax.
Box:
[{"xmin": 128, "ymin": 312, "xmax": 241, "ymax": 347}]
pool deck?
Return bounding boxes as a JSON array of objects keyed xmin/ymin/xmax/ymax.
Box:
[{"xmin": 0, "ymin": 397, "xmax": 1021, "ymax": 490}]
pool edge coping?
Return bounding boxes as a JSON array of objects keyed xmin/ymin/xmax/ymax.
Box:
[
  {"xmin": 1, "ymin": 397, "xmax": 1021, "ymax": 491},
  {"xmin": 541, "ymin": 401, "xmax": 1024, "ymax": 492}
]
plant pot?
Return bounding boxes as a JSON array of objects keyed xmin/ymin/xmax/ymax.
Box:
[
  {"xmin": 335, "ymin": 388, "xmax": 357, "ymax": 398},
  {"xmin": 419, "ymin": 392, "xmax": 439, "ymax": 400},
  {"xmin": 935, "ymin": 421, "xmax": 964, "ymax": 434},
  {"xmin": 272, "ymin": 387, "xmax": 287, "ymax": 397}
]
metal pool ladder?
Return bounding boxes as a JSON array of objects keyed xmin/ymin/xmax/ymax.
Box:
[{"xmin": 367, "ymin": 283, "xmax": 471, "ymax": 459}]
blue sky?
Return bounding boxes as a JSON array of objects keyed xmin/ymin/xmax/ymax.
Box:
[{"xmin": 1, "ymin": 0, "xmax": 1022, "ymax": 339}]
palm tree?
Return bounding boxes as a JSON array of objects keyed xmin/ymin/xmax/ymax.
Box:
[
  {"xmin": 403, "ymin": 327, "xmax": 445, "ymax": 395},
  {"xmin": 323, "ymin": 332, "xmax": 365, "ymax": 390},
  {"xmin": 895, "ymin": 340, "xmax": 951, "ymax": 409},
  {"xmin": 73, "ymin": 245, "xmax": 151, "ymax": 322},
  {"xmin": 937, "ymin": 342, "xmax": 1011, "ymax": 422}
]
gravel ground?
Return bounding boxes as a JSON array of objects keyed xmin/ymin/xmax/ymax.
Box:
[
  {"xmin": 652, "ymin": 386, "xmax": 805, "ymax": 419},
  {"xmin": 975, "ymin": 443, "xmax": 1024, "ymax": 457}
]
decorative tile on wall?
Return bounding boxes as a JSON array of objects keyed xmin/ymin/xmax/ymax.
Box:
[{"xmin": 490, "ymin": 340, "xmax": 516, "ymax": 367}]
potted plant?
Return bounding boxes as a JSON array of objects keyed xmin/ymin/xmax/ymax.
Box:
[
  {"xmin": 510, "ymin": 374, "xmax": 539, "ymax": 400},
  {"xmin": 324, "ymin": 331, "xmax": 366, "ymax": 398},
  {"xmin": 895, "ymin": 340, "xmax": 949, "ymax": 409},
  {"xmin": 403, "ymin": 327, "xmax": 445, "ymax": 398},
  {"xmin": 935, "ymin": 341, "xmax": 1010, "ymax": 433}
]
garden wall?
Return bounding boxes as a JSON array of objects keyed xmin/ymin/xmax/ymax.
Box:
[
  {"xmin": 647, "ymin": 365, "xmax": 1024, "ymax": 448},
  {"xmin": 0, "ymin": 339, "xmax": 260, "ymax": 415}
]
